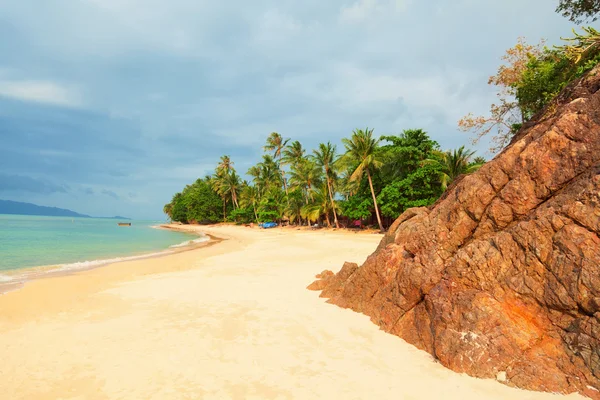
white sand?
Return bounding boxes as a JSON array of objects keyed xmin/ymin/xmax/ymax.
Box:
[{"xmin": 0, "ymin": 225, "xmax": 585, "ymax": 399}]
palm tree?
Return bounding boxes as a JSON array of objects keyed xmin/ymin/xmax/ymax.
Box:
[
  {"xmin": 217, "ymin": 155, "xmax": 234, "ymax": 175},
  {"xmin": 247, "ymin": 165, "xmax": 262, "ymax": 192},
  {"xmin": 264, "ymin": 132, "xmax": 290, "ymax": 195},
  {"xmin": 312, "ymin": 142, "xmax": 340, "ymax": 228},
  {"xmin": 256, "ymin": 154, "xmax": 281, "ymax": 194},
  {"xmin": 163, "ymin": 203, "xmax": 173, "ymax": 222},
  {"xmin": 425, "ymin": 146, "xmax": 482, "ymax": 190},
  {"xmin": 341, "ymin": 127, "xmax": 384, "ymax": 232},
  {"xmin": 288, "ymin": 158, "xmax": 322, "ymax": 204},
  {"xmin": 301, "ymin": 183, "xmax": 340, "ymax": 227},
  {"xmin": 240, "ymin": 182, "xmax": 260, "ymax": 222},
  {"xmin": 282, "ymin": 140, "xmax": 305, "ymax": 167},
  {"xmin": 285, "ymin": 189, "xmax": 305, "ymax": 225}
]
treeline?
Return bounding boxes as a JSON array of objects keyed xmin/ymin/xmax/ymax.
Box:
[
  {"xmin": 164, "ymin": 128, "xmax": 484, "ymax": 231},
  {"xmin": 164, "ymin": 27, "xmax": 600, "ymax": 231}
]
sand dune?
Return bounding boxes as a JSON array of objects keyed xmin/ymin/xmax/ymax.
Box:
[{"xmin": 0, "ymin": 225, "xmax": 584, "ymax": 399}]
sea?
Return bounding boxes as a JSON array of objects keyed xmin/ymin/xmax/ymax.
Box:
[{"xmin": 0, "ymin": 214, "xmax": 208, "ymax": 283}]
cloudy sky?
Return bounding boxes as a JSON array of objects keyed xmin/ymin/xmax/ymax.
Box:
[{"xmin": 0, "ymin": 0, "xmax": 574, "ymax": 219}]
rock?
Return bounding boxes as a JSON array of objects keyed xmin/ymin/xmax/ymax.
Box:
[{"xmin": 309, "ymin": 66, "xmax": 600, "ymax": 398}]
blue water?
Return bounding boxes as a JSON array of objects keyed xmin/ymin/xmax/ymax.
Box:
[{"xmin": 0, "ymin": 215, "xmax": 203, "ymax": 274}]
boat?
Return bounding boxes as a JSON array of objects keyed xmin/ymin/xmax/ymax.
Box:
[{"xmin": 117, "ymin": 222, "xmax": 132, "ymax": 226}]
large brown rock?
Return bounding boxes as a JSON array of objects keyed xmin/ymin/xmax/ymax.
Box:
[{"xmin": 311, "ymin": 66, "xmax": 600, "ymax": 398}]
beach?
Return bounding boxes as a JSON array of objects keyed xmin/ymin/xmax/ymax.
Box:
[{"xmin": 0, "ymin": 225, "xmax": 585, "ymax": 399}]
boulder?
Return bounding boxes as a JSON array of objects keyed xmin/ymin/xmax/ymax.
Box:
[{"xmin": 310, "ymin": 66, "xmax": 600, "ymax": 398}]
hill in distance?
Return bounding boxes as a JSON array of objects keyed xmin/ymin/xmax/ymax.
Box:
[{"xmin": 0, "ymin": 200, "xmax": 130, "ymax": 220}]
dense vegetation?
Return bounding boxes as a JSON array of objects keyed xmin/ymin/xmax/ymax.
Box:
[
  {"xmin": 165, "ymin": 27, "xmax": 600, "ymax": 230},
  {"xmin": 164, "ymin": 128, "xmax": 483, "ymax": 230},
  {"xmin": 459, "ymin": 27, "xmax": 600, "ymax": 152}
]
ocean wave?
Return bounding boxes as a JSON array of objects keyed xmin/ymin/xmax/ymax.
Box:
[
  {"xmin": 169, "ymin": 236, "xmax": 210, "ymax": 248},
  {"xmin": 53, "ymin": 251, "xmax": 170, "ymax": 272},
  {"xmin": 0, "ymin": 274, "xmax": 14, "ymax": 283}
]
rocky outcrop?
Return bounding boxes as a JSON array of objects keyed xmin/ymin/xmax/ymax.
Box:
[{"xmin": 310, "ymin": 66, "xmax": 600, "ymax": 398}]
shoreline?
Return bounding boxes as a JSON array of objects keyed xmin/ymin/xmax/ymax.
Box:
[
  {"xmin": 0, "ymin": 224, "xmax": 223, "ymax": 295},
  {"xmin": 0, "ymin": 224, "xmax": 585, "ymax": 399}
]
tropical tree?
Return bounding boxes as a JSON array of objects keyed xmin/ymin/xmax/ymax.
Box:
[
  {"xmin": 256, "ymin": 154, "xmax": 281, "ymax": 194},
  {"xmin": 285, "ymin": 189, "xmax": 305, "ymax": 225},
  {"xmin": 212, "ymin": 156, "xmax": 241, "ymax": 211},
  {"xmin": 282, "ymin": 140, "xmax": 306, "ymax": 168},
  {"xmin": 340, "ymin": 128, "xmax": 385, "ymax": 232},
  {"xmin": 239, "ymin": 182, "xmax": 260, "ymax": 222},
  {"xmin": 216, "ymin": 155, "xmax": 234, "ymax": 175},
  {"xmin": 557, "ymin": 0, "xmax": 600, "ymax": 23},
  {"xmin": 301, "ymin": 183, "xmax": 341, "ymax": 227},
  {"xmin": 288, "ymin": 157, "xmax": 322, "ymax": 204},
  {"xmin": 264, "ymin": 132, "xmax": 290, "ymax": 194},
  {"xmin": 312, "ymin": 142, "xmax": 340, "ymax": 228},
  {"xmin": 425, "ymin": 146, "xmax": 483, "ymax": 190},
  {"xmin": 458, "ymin": 38, "xmax": 545, "ymax": 153},
  {"xmin": 163, "ymin": 203, "xmax": 173, "ymax": 221},
  {"xmin": 247, "ymin": 165, "xmax": 262, "ymax": 192}
]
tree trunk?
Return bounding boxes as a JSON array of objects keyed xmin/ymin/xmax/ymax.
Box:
[
  {"xmin": 279, "ymin": 154, "xmax": 289, "ymax": 196},
  {"xmin": 222, "ymin": 198, "xmax": 227, "ymax": 221},
  {"xmin": 253, "ymin": 204, "xmax": 258, "ymax": 222},
  {"xmin": 282, "ymin": 170, "xmax": 289, "ymax": 195},
  {"xmin": 325, "ymin": 212, "xmax": 331, "ymax": 228},
  {"xmin": 367, "ymin": 170, "xmax": 384, "ymax": 232},
  {"xmin": 326, "ymin": 174, "xmax": 339, "ymax": 229}
]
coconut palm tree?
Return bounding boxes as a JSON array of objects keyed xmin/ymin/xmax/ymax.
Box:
[
  {"xmin": 425, "ymin": 146, "xmax": 482, "ymax": 190},
  {"xmin": 285, "ymin": 189, "xmax": 305, "ymax": 226},
  {"xmin": 312, "ymin": 142, "xmax": 340, "ymax": 228},
  {"xmin": 163, "ymin": 203, "xmax": 173, "ymax": 221},
  {"xmin": 282, "ymin": 140, "xmax": 305, "ymax": 167},
  {"xmin": 264, "ymin": 132, "xmax": 290, "ymax": 194},
  {"xmin": 301, "ymin": 183, "xmax": 340, "ymax": 227},
  {"xmin": 217, "ymin": 155, "xmax": 234, "ymax": 175},
  {"xmin": 340, "ymin": 127, "xmax": 384, "ymax": 232},
  {"xmin": 240, "ymin": 182, "xmax": 260, "ymax": 222},
  {"xmin": 247, "ymin": 165, "xmax": 262, "ymax": 192},
  {"xmin": 256, "ymin": 154, "xmax": 281, "ymax": 193},
  {"xmin": 288, "ymin": 158, "xmax": 322, "ymax": 204}
]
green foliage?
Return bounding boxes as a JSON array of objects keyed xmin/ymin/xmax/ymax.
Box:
[
  {"xmin": 424, "ymin": 146, "xmax": 482, "ymax": 190},
  {"xmin": 380, "ymin": 129, "xmax": 439, "ymax": 182},
  {"xmin": 377, "ymin": 164, "xmax": 442, "ymax": 218},
  {"xmin": 515, "ymin": 41, "xmax": 600, "ymax": 118},
  {"xmin": 167, "ymin": 179, "xmax": 223, "ymax": 224},
  {"xmin": 556, "ymin": 0, "xmax": 600, "ymax": 23},
  {"xmin": 228, "ymin": 207, "xmax": 254, "ymax": 224},
  {"xmin": 166, "ymin": 129, "xmax": 483, "ymax": 230},
  {"xmin": 339, "ymin": 194, "xmax": 373, "ymax": 220},
  {"xmin": 257, "ymin": 188, "xmax": 286, "ymax": 222}
]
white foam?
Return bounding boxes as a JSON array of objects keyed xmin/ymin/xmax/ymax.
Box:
[
  {"xmin": 53, "ymin": 251, "xmax": 170, "ymax": 272},
  {"xmin": 0, "ymin": 274, "xmax": 14, "ymax": 283},
  {"xmin": 169, "ymin": 236, "xmax": 210, "ymax": 248},
  {"xmin": 52, "ymin": 235, "xmax": 210, "ymax": 272}
]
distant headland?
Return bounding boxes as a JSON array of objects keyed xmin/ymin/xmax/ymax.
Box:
[{"xmin": 0, "ymin": 200, "xmax": 130, "ymax": 220}]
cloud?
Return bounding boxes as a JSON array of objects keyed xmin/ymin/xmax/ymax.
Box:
[
  {"xmin": 339, "ymin": 0, "xmax": 408, "ymax": 23},
  {"xmin": 0, "ymin": 80, "xmax": 82, "ymax": 107},
  {"xmin": 0, "ymin": 0, "xmax": 575, "ymax": 218},
  {"xmin": 101, "ymin": 189, "xmax": 120, "ymax": 200},
  {"xmin": 0, "ymin": 174, "xmax": 69, "ymax": 194}
]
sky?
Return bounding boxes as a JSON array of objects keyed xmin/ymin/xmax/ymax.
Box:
[{"xmin": 0, "ymin": 0, "xmax": 575, "ymax": 220}]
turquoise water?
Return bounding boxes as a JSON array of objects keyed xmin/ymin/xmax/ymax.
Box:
[{"xmin": 0, "ymin": 215, "xmax": 204, "ymax": 274}]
